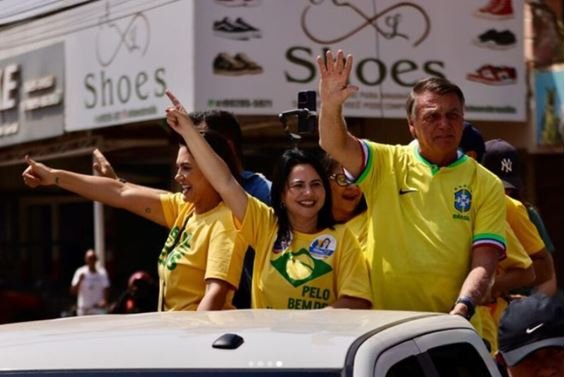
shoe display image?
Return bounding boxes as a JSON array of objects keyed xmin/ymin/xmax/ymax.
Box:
[
  {"xmin": 466, "ymin": 65, "xmax": 517, "ymax": 85},
  {"xmin": 213, "ymin": 53, "xmax": 263, "ymax": 76},
  {"xmin": 234, "ymin": 17, "xmax": 261, "ymax": 39},
  {"xmin": 213, "ymin": 17, "xmax": 261, "ymax": 40},
  {"xmin": 233, "ymin": 53, "xmax": 263, "ymax": 74},
  {"xmin": 474, "ymin": 29, "xmax": 516, "ymax": 49},
  {"xmin": 475, "ymin": 0, "xmax": 513, "ymax": 19},
  {"xmin": 215, "ymin": 0, "xmax": 262, "ymax": 7}
]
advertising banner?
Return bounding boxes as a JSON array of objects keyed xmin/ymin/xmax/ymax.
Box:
[
  {"xmin": 65, "ymin": 1, "xmax": 193, "ymax": 131},
  {"xmin": 194, "ymin": 0, "xmax": 526, "ymax": 121},
  {"xmin": 534, "ymin": 66, "xmax": 563, "ymax": 146},
  {"xmin": 0, "ymin": 43, "xmax": 65, "ymax": 147}
]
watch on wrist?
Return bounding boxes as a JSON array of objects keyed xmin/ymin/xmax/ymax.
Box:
[{"xmin": 455, "ymin": 296, "xmax": 475, "ymax": 320}]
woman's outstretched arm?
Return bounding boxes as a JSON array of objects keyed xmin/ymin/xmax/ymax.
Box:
[{"xmin": 165, "ymin": 91, "xmax": 248, "ymax": 222}]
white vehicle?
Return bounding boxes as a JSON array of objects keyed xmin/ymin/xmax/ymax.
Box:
[{"xmin": 0, "ymin": 309, "xmax": 502, "ymax": 377}]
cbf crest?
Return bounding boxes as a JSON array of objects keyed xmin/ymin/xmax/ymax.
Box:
[{"xmin": 453, "ymin": 185, "xmax": 472, "ymax": 221}]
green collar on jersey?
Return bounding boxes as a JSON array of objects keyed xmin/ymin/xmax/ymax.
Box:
[{"xmin": 412, "ymin": 145, "xmax": 468, "ymax": 175}]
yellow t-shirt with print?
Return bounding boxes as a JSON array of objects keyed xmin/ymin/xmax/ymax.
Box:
[
  {"xmin": 346, "ymin": 212, "xmax": 368, "ymax": 255},
  {"xmin": 356, "ymin": 141, "xmax": 506, "ymax": 313},
  {"xmin": 472, "ymin": 223, "xmax": 532, "ymax": 353},
  {"xmin": 238, "ymin": 195, "xmax": 372, "ymax": 309},
  {"xmin": 505, "ymin": 195, "xmax": 545, "ymax": 255},
  {"xmin": 158, "ymin": 193, "xmax": 246, "ymax": 311}
]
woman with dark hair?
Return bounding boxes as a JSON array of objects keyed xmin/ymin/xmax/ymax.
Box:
[
  {"xmin": 321, "ymin": 154, "xmax": 368, "ymax": 254},
  {"xmin": 166, "ymin": 91, "xmax": 372, "ymax": 310},
  {"xmin": 22, "ymin": 120, "xmax": 247, "ymax": 312}
]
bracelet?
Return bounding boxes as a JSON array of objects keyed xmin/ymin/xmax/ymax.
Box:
[{"xmin": 455, "ymin": 296, "xmax": 476, "ymax": 320}]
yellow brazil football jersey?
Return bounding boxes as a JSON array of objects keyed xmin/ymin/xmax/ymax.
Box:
[
  {"xmin": 346, "ymin": 211, "xmax": 368, "ymax": 255},
  {"xmin": 356, "ymin": 140, "xmax": 506, "ymax": 313},
  {"xmin": 472, "ymin": 223, "xmax": 532, "ymax": 353},
  {"xmin": 505, "ymin": 195, "xmax": 545, "ymax": 255},
  {"xmin": 157, "ymin": 193, "xmax": 246, "ymax": 311},
  {"xmin": 238, "ymin": 195, "xmax": 372, "ymax": 309}
]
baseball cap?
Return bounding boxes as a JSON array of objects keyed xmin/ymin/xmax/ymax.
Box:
[
  {"xmin": 498, "ymin": 293, "xmax": 564, "ymax": 366},
  {"xmin": 482, "ymin": 138, "xmax": 521, "ymax": 190},
  {"xmin": 459, "ymin": 122, "xmax": 485, "ymax": 161}
]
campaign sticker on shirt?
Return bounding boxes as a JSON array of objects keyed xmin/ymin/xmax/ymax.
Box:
[
  {"xmin": 309, "ymin": 235, "xmax": 336, "ymax": 259},
  {"xmin": 272, "ymin": 232, "xmax": 292, "ymax": 254}
]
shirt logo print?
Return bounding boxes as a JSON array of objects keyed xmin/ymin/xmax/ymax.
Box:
[
  {"xmin": 454, "ymin": 187, "xmax": 472, "ymax": 213},
  {"xmin": 271, "ymin": 248, "xmax": 332, "ymax": 287},
  {"xmin": 500, "ymin": 157, "xmax": 513, "ymax": 173},
  {"xmin": 158, "ymin": 226, "xmax": 192, "ymax": 271}
]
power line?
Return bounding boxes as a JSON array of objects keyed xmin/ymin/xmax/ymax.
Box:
[
  {"xmin": 0, "ymin": 0, "xmax": 64, "ymax": 20},
  {"xmin": 0, "ymin": 0, "xmax": 179, "ymax": 51}
]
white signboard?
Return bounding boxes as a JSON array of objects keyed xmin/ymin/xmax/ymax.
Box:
[
  {"xmin": 193, "ymin": 0, "xmax": 525, "ymax": 121},
  {"xmin": 65, "ymin": 1, "xmax": 194, "ymax": 131}
]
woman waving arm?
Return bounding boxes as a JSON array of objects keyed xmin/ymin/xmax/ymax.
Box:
[{"xmin": 165, "ymin": 91, "xmax": 248, "ymax": 222}]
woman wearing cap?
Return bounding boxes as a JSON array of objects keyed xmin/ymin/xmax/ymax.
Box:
[
  {"xmin": 22, "ymin": 126, "xmax": 247, "ymax": 312},
  {"xmin": 165, "ymin": 91, "xmax": 372, "ymax": 310}
]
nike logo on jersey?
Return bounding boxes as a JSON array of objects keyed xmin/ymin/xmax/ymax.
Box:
[
  {"xmin": 526, "ymin": 323, "xmax": 544, "ymax": 334},
  {"xmin": 399, "ymin": 188, "xmax": 417, "ymax": 195}
]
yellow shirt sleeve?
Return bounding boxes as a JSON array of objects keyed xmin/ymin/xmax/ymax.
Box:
[{"xmin": 505, "ymin": 196, "xmax": 545, "ymax": 255}]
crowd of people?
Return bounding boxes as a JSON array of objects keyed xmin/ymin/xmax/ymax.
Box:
[{"xmin": 21, "ymin": 49, "xmax": 562, "ymax": 373}]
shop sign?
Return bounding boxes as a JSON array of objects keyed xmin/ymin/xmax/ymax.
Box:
[
  {"xmin": 0, "ymin": 43, "xmax": 64, "ymax": 147},
  {"xmin": 193, "ymin": 0, "xmax": 526, "ymax": 121},
  {"xmin": 65, "ymin": 1, "xmax": 193, "ymax": 131}
]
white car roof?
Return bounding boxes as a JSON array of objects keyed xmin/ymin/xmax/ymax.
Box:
[{"xmin": 0, "ymin": 309, "xmax": 473, "ymax": 372}]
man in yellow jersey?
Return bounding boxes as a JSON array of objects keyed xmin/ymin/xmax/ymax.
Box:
[
  {"xmin": 316, "ymin": 50, "xmax": 507, "ymax": 320},
  {"xmin": 482, "ymin": 139, "xmax": 557, "ymax": 296}
]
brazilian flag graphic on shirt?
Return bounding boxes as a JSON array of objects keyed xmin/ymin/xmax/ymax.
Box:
[{"xmin": 271, "ymin": 248, "xmax": 332, "ymax": 287}]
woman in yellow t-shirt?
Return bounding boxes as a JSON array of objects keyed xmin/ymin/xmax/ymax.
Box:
[
  {"xmin": 166, "ymin": 91, "xmax": 372, "ymax": 310},
  {"xmin": 321, "ymin": 154, "xmax": 368, "ymax": 254},
  {"xmin": 22, "ymin": 120, "xmax": 246, "ymax": 312}
]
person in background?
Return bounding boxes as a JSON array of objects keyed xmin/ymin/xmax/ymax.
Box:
[
  {"xmin": 458, "ymin": 124, "xmax": 535, "ymax": 353},
  {"xmin": 193, "ymin": 110, "xmax": 271, "ymax": 206},
  {"xmin": 321, "ymin": 154, "xmax": 368, "ymax": 254},
  {"xmin": 166, "ymin": 90, "xmax": 372, "ymax": 310},
  {"xmin": 70, "ymin": 249, "xmax": 110, "ymax": 315},
  {"xmin": 482, "ymin": 138, "xmax": 557, "ymax": 296},
  {"xmin": 317, "ymin": 49, "xmax": 506, "ymax": 319},
  {"xmin": 23, "ymin": 129, "xmax": 247, "ymax": 312},
  {"xmin": 496, "ymin": 293, "xmax": 563, "ymax": 377},
  {"xmin": 459, "ymin": 121, "xmax": 486, "ymax": 161},
  {"xmin": 110, "ymin": 270, "xmax": 158, "ymax": 314}
]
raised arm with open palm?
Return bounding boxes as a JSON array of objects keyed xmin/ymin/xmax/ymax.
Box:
[{"xmin": 165, "ymin": 90, "xmax": 248, "ymax": 222}]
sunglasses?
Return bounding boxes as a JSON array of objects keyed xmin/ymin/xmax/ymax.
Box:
[{"xmin": 328, "ymin": 173, "xmax": 352, "ymax": 187}]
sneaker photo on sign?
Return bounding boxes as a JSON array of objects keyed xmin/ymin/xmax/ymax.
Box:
[
  {"xmin": 467, "ymin": 65, "xmax": 517, "ymax": 85},
  {"xmin": 213, "ymin": 17, "xmax": 261, "ymax": 40},
  {"xmin": 475, "ymin": 0, "xmax": 514, "ymax": 20},
  {"xmin": 474, "ymin": 29, "xmax": 516, "ymax": 50},
  {"xmin": 213, "ymin": 53, "xmax": 263, "ymax": 76}
]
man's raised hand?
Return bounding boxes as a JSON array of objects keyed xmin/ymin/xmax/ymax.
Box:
[{"xmin": 316, "ymin": 49, "xmax": 358, "ymax": 108}]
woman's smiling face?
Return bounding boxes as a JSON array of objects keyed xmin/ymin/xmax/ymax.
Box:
[
  {"xmin": 282, "ymin": 163, "xmax": 326, "ymax": 225},
  {"xmin": 174, "ymin": 146, "xmax": 214, "ymax": 203}
]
